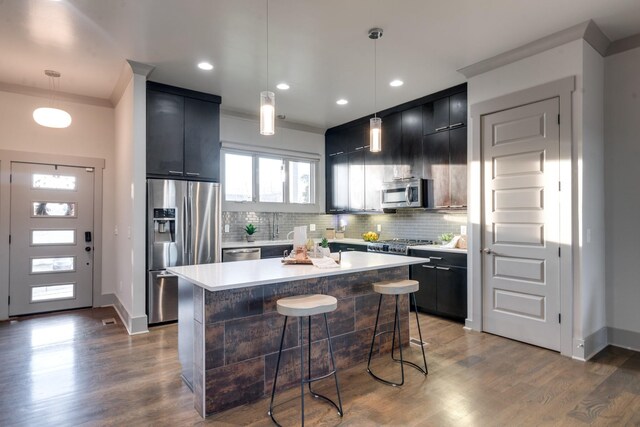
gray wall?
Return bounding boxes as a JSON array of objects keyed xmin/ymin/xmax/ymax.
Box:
[{"xmin": 604, "ymin": 45, "xmax": 640, "ymax": 348}]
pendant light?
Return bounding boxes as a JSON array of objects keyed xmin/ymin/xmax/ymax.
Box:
[
  {"xmin": 33, "ymin": 70, "xmax": 72, "ymax": 129},
  {"xmin": 260, "ymin": 0, "xmax": 275, "ymax": 135},
  {"xmin": 369, "ymin": 28, "xmax": 383, "ymax": 152}
]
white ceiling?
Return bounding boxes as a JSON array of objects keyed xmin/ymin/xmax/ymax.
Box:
[{"xmin": 1, "ymin": 0, "xmax": 640, "ymax": 130}]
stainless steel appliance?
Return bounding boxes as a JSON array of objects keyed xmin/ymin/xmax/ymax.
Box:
[
  {"xmin": 147, "ymin": 179, "xmax": 221, "ymax": 325},
  {"xmin": 222, "ymin": 248, "xmax": 261, "ymax": 262},
  {"xmin": 367, "ymin": 239, "xmax": 435, "ymax": 255},
  {"xmin": 381, "ymin": 179, "xmax": 434, "ymax": 209}
]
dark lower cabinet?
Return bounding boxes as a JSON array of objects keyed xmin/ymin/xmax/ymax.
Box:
[
  {"xmin": 260, "ymin": 244, "xmax": 292, "ymax": 259},
  {"xmin": 409, "ymin": 250, "xmax": 467, "ymax": 321},
  {"xmin": 329, "ymin": 242, "xmax": 367, "ymax": 252}
]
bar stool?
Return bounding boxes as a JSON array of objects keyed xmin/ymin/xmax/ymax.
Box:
[
  {"xmin": 366, "ymin": 279, "xmax": 428, "ymax": 386},
  {"xmin": 269, "ymin": 294, "xmax": 344, "ymax": 426}
]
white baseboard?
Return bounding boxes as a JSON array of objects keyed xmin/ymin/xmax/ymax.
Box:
[
  {"xmin": 104, "ymin": 293, "xmax": 148, "ymax": 335},
  {"xmin": 608, "ymin": 327, "xmax": 640, "ymax": 352}
]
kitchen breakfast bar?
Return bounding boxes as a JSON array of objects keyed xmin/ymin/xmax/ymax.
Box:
[{"xmin": 168, "ymin": 251, "xmax": 426, "ymax": 417}]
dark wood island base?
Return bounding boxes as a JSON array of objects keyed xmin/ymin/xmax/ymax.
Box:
[{"xmin": 179, "ymin": 266, "xmax": 410, "ymax": 417}]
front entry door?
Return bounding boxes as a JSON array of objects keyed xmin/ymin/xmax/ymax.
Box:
[
  {"xmin": 9, "ymin": 162, "xmax": 94, "ymax": 316},
  {"xmin": 482, "ymin": 98, "xmax": 561, "ymax": 351}
]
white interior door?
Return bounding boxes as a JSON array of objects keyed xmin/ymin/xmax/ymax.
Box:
[
  {"xmin": 482, "ymin": 98, "xmax": 561, "ymax": 351},
  {"xmin": 9, "ymin": 162, "xmax": 94, "ymax": 316}
]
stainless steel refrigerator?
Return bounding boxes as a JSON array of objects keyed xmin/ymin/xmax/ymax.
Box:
[{"xmin": 146, "ymin": 179, "xmax": 221, "ymax": 324}]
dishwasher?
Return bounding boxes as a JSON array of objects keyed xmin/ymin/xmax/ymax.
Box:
[{"xmin": 222, "ymin": 247, "xmax": 261, "ymax": 262}]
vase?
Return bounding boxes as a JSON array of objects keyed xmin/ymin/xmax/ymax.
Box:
[{"xmin": 246, "ymin": 235, "xmax": 255, "ymax": 242}]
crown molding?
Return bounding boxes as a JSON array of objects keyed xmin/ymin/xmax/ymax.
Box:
[
  {"xmin": 607, "ymin": 32, "xmax": 640, "ymax": 57},
  {"xmin": 0, "ymin": 81, "xmax": 112, "ymax": 108},
  {"xmin": 458, "ymin": 20, "xmax": 611, "ymax": 79}
]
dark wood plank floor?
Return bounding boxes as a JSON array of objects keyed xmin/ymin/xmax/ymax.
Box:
[{"xmin": 1, "ymin": 307, "xmax": 639, "ymax": 426}]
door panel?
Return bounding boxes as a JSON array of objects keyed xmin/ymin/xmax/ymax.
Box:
[
  {"xmin": 449, "ymin": 127, "xmax": 467, "ymax": 207},
  {"xmin": 146, "ymin": 90, "xmax": 185, "ymax": 176},
  {"xmin": 422, "ymin": 131, "xmax": 450, "ymax": 207},
  {"xmin": 10, "ymin": 163, "xmax": 94, "ymax": 315},
  {"xmin": 348, "ymin": 150, "xmax": 365, "ymax": 211},
  {"xmin": 147, "ymin": 179, "xmax": 186, "ymax": 270},
  {"xmin": 184, "ymin": 97, "xmax": 220, "ymax": 181},
  {"xmin": 482, "ymin": 97, "xmax": 560, "ymax": 351}
]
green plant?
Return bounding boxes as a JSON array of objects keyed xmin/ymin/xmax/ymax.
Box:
[
  {"xmin": 320, "ymin": 237, "xmax": 329, "ymax": 248},
  {"xmin": 244, "ymin": 224, "xmax": 257, "ymax": 235},
  {"xmin": 439, "ymin": 232, "xmax": 454, "ymax": 243}
]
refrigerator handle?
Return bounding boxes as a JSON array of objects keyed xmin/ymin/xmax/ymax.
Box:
[
  {"xmin": 183, "ymin": 194, "xmax": 189, "ymax": 263},
  {"xmin": 187, "ymin": 189, "xmax": 193, "ymax": 264}
]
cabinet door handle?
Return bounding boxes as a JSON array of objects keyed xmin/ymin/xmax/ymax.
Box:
[
  {"xmin": 168, "ymin": 170, "xmax": 183, "ymax": 175},
  {"xmin": 435, "ymin": 125, "xmax": 450, "ymax": 132},
  {"xmin": 185, "ymin": 172, "xmax": 200, "ymax": 177},
  {"xmin": 449, "ymin": 122, "xmax": 464, "ymax": 129},
  {"xmin": 355, "ymin": 146, "xmax": 364, "ymax": 151},
  {"xmin": 436, "ymin": 266, "xmax": 450, "ymax": 271},
  {"xmin": 336, "ymin": 151, "xmax": 344, "ymax": 155},
  {"xmin": 429, "ymin": 256, "xmax": 442, "ymax": 260},
  {"xmin": 422, "ymin": 265, "xmax": 435, "ymax": 269}
]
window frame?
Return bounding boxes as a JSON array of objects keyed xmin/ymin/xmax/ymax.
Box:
[{"xmin": 221, "ymin": 148, "xmax": 318, "ymax": 213}]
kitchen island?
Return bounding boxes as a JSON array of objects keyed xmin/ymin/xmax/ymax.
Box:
[{"xmin": 168, "ymin": 251, "xmax": 425, "ymax": 417}]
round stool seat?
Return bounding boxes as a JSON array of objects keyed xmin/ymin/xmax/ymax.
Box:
[
  {"xmin": 277, "ymin": 294, "xmax": 338, "ymax": 317},
  {"xmin": 373, "ymin": 279, "xmax": 419, "ymax": 295}
]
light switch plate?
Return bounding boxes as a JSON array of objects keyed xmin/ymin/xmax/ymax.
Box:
[
  {"xmin": 377, "ymin": 224, "xmax": 382, "ymax": 232},
  {"xmin": 310, "ymin": 224, "xmax": 316, "ymax": 231},
  {"xmin": 460, "ymin": 225, "xmax": 467, "ymax": 235},
  {"xmin": 224, "ymin": 224, "xmax": 230, "ymax": 233}
]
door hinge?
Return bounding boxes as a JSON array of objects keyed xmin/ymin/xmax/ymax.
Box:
[
  {"xmin": 8, "ymin": 235, "xmax": 11, "ymax": 245},
  {"xmin": 559, "ymin": 181, "xmax": 561, "ymax": 191},
  {"xmin": 7, "ymin": 295, "xmax": 9, "ymax": 305},
  {"xmin": 557, "ymin": 114, "xmax": 560, "ymax": 125},
  {"xmin": 9, "ymin": 174, "xmax": 12, "ymax": 183},
  {"xmin": 558, "ymin": 313, "xmax": 561, "ymax": 324},
  {"xmin": 558, "ymin": 247, "xmax": 561, "ymax": 257}
]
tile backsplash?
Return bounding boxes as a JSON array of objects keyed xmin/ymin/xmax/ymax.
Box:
[{"xmin": 222, "ymin": 210, "xmax": 467, "ymax": 243}]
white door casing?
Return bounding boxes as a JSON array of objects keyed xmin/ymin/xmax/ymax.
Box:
[
  {"xmin": 9, "ymin": 162, "xmax": 95, "ymax": 315},
  {"xmin": 482, "ymin": 98, "xmax": 561, "ymax": 351}
]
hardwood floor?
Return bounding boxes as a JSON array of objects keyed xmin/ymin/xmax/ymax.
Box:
[{"xmin": 1, "ymin": 307, "xmax": 639, "ymax": 426}]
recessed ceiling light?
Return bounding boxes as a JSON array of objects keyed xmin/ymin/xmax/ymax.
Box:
[
  {"xmin": 389, "ymin": 79, "xmax": 404, "ymax": 87},
  {"xmin": 336, "ymin": 99, "xmax": 348, "ymax": 105},
  {"xmin": 276, "ymin": 83, "xmax": 290, "ymax": 90},
  {"xmin": 197, "ymin": 62, "xmax": 214, "ymax": 71}
]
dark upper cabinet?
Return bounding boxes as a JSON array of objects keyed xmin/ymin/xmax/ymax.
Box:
[
  {"xmin": 147, "ymin": 90, "xmax": 185, "ymax": 176},
  {"xmin": 146, "ymin": 82, "xmax": 221, "ymax": 182},
  {"xmin": 326, "ymin": 152, "xmax": 349, "ymax": 213},
  {"xmin": 423, "ymin": 97, "xmax": 450, "ymax": 135},
  {"xmin": 344, "ymin": 125, "xmax": 367, "ymax": 153},
  {"xmin": 364, "ymin": 147, "xmax": 384, "ymax": 212},
  {"xmin": 449, "ymin": 127, "xmax": 467, "ymax": 207},
  {"xmin": 401, "ymin": 106, "xmax": 423, "ymax": 180},
  {"xmin": 449, "ymin": 92, "xmax": 467, "ymax": 129},
  {"xmin": 423, "ymin": 131, "xmax": 451, "ymax": 208},
  {"xmin": 184, "ymin": 97, "xmax": 220, "ymax": 181},
  {"xmin": 381, "ymin": 112, "xmax": 403, "ymax": 183},
  {"xmin": 348, "ymin": 149, "xmax": 365, "ymax": 211},
  {"xmin": 423, "ymin": 92, "xmax": 467, "ymax": 135},
  {"xmin": 326, "ymin": 132, "xmax": 346, "ymax": 157}
]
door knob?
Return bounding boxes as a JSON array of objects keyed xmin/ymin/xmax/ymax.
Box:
[{"xmin": 482, "ymin": 248, "xmax": 492, "ymax": 254}]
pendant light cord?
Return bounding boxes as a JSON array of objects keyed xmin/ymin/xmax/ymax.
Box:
[
  {"xmin": 374, "ymin": 37, "xmax": 377, "ymax": 119},
  {"xmin": 266, "ymin": 0, "xmax": 269, "ymax": 91}
]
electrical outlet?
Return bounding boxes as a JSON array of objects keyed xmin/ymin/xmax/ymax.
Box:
[
  {"xmin": 224, "ymin": 224, "xmax": 230, "ymax": 233},
  {"xmin": 460, "ymin": 225, "xmax": 467, "ymax": 235},
  {"xmin": 309, "ymin": 224, "xmax": 316, "ymax": 231},
  {"xmin": 377, "ymin": 224, "xmax": 382, "ymax": 232}
]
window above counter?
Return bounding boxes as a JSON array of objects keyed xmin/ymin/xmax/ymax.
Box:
[{"xmin": 221, "ymin": 142, "xmax": 321, "ymax": 213}]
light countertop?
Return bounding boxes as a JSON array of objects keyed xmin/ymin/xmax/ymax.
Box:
[
  {"xmin": 410, "ymin": 244, "xmax": 467, "ymax": 253},
  {"xmin": 168, "ymin": 251, "xmax": 425, "ymax": 292}
]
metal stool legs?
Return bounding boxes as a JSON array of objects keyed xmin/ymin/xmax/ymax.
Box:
[
  {"xmin": 269, "ymin": 314, "xmax": 344, "ymax": 426},
  {"xmin": 366, "ymin": 293, "xmax": 428, "ymax": 386}
]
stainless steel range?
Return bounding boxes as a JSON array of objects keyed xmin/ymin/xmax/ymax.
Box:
[{"xmin": 367, "ymin": 239, "xmax": 435, "ymax": 255}]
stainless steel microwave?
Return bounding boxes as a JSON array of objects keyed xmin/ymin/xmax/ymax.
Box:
[{"xmin": 381, "ymin": 179, "xmax": 434, "ymax": 209}]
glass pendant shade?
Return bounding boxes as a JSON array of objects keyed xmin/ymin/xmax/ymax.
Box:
[
  {"xmin": 370, "ymin": 117, "xmax": 382, "ymax": 152},
  {"xmin": 33, "ymin": 107, "xmax": 72, "ymax": 129},
  {"xmin": 260, "ymin": 91, "xmax": 275, "ymax": 135}
]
